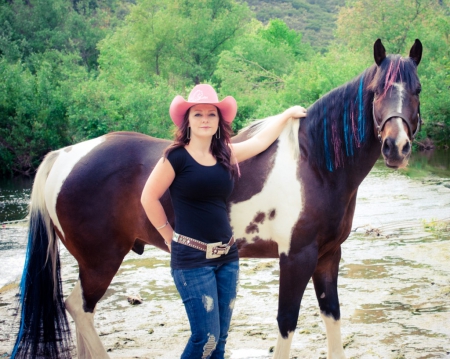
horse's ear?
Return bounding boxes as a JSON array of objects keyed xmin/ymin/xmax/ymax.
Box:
[
  {"xmin": 409, "ymin": 39, "xmax": 422, "ymax": 66},
  {"xmin": 374, "ymin": 39, "xmax": 386, "ymax": 66}
]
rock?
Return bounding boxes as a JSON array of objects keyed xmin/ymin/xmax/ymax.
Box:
[{"xmin": 127, "ymin": 294, "xmax": 143, "ymax": 305}]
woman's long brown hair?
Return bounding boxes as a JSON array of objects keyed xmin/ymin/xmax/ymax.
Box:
[{"xmin": 164, "ymin": 107, "xmax": 235, "ymax": 176}]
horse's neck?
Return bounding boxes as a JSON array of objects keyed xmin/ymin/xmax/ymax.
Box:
[
  {"xmin": 301, "ymin": 114, "xmax": 381, "ymax": 189},
  {"xmin": 344, "ymin": 134, "xmax": 381, "ymax": 187}
]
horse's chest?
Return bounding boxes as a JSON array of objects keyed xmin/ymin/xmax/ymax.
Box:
[{"xmin": 229, "ymin": 147, "xmax": 302, "ymax": 255}]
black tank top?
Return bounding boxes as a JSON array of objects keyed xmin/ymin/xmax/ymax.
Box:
[{"xmin": 167, "ymin": 147, "xmax": 238, "ymax": 269}]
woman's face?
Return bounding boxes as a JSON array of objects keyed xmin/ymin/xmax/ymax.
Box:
[{"xmin": 187, "ymin": 104, "xmax": 219, "ymax": 139}]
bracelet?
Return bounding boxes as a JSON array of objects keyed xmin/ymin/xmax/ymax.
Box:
[{"xmin": 155, "ymin": 220, "xmax": 169, "ymax": 230}]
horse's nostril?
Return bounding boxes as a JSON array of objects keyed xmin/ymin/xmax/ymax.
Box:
[
  {"xmin": 382, "ymin": 138, "xmax": 392, "ymax": 157},
  {"xmin": 402, "ymin": 141, "xmax": 411, "ymax": 154}
]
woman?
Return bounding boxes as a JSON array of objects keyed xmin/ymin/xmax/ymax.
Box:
[{"xmin": 141, "ymin": 84, "xmax": 306, "ymax": 358}]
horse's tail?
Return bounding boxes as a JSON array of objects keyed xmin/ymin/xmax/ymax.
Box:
[{"xmin": 11, "ymin": 150, "xmax": 73, "ymax": 359}]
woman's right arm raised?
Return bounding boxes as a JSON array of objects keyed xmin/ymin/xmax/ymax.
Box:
[{"xmin": 140, "ymin": 157, "xmax": 176, "ymax": 249}]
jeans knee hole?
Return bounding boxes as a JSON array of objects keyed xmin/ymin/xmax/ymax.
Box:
[{"xmin": 202, "ymin": 333, "xmax": 217, "ymax": 359}]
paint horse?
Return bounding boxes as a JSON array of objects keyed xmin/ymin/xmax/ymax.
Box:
[{"xmin": 12, "ymin": 39, "xmax": 422, "ymax": 359}]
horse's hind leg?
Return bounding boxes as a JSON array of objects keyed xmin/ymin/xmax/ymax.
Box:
[
  {"xmin": 65, "ymin": 262, "xmax": 122, "ymax": 359},
  {"xmin": 65, "ymin": 280, "xmax": 105, "ymax": 359},
  {"xmin": 312, "ymin": 248, "xmax": 346, "ymax": 359}
]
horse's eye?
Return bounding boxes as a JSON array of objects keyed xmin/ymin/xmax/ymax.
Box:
[{"xmin": 416, "ymin": 88, "xmax": 421, "ymax": 95}]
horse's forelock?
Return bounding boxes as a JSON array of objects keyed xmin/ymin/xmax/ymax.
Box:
[{"xmin": 373, "ymin": 55, "xmax": 419, "ymax": 102}]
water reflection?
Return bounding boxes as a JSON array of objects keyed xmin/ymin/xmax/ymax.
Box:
[
  {"xmin": 0, "ymin": 177, "xmax": 32, "ymax": 223},
  {"xmin": 0, "ymin": 150, "xmax": 448, "ymax": 224},
  {"xmin": 398, "ymin": 149, "xmax": 449, "ymax": 178}
]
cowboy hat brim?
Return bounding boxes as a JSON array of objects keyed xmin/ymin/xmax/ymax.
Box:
[{"xmin": 169, "ymin": 95, "xmax": 237, "ymax": 127}]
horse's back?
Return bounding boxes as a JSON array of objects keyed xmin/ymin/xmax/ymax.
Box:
[{"xmin": 46, "ymin": 132, "xmax": 170, "ymax": 259}]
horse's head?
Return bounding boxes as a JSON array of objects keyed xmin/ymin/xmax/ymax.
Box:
[{"xmin": 370, "ymin": 39, "xmax": 422, "ymax": 169}]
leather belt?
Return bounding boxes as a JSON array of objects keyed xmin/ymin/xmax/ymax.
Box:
[{"xmin": 172, "ymin": 232, "xmax": 235, "ymax": 259}]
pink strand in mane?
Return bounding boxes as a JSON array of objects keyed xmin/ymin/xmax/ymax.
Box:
[
  {"xmin": 378, "ymin": 58, "xmax": 404, "ymax": 102},
  {"xmin": 350, "ymin": 103, "xmax": 361, "ymax": 148},
  {"xmin": 331, "ymin": 120, "xmax": 343, "ymax": 169}
]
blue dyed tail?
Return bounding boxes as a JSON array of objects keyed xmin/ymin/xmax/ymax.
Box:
[{"xmin": 11, "ymin": 152, "xmax": 73, "ymax": 359}]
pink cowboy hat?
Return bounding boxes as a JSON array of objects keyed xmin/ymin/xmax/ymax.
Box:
[{"xmin": 169, "ymin": 84, "xmax": 237, "ymax": 127}]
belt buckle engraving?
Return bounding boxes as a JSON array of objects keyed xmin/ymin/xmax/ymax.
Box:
[{"xmin": 206, "ymin": 242, "xmax": 223, "ymax": 259}]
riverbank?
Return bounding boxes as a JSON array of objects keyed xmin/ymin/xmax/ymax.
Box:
[{"xmin": 1, "ymin": 167, "xmax": 450, "ymax": 358}]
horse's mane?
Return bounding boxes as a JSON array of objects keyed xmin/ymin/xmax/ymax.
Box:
[
  {"xmin": 236, "ymin": 54, "xmax": 419, "ymax": 172},
  {"xmin": 239, "ymin": 115, "xmax": 300, "ymax": 160},
  {"xmin": 306, "ymin": 54, "xmax": 420, "ymax": 171}
]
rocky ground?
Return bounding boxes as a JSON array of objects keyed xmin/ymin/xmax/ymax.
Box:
[{"xmin": 1, "ymin": 171, "xmax": 450, "ymax": 359}]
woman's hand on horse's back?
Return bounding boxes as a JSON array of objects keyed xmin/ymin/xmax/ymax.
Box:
[
  {"xmin": 284, "ymin": 105, "xmax": 307, "ymax": 120},
  {"xmin": 231, "ymin": 105, "xmax": 307, "ymax": 163}
]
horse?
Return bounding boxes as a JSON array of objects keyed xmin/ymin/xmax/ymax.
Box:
[{"xmin": 11, "ymin": 38, "xmax": 422, "ymax": 359}]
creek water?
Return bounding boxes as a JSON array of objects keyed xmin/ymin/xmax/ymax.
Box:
[{"xmin": 0, "ymin": 150, "xmax": 449, "ymax": 358}]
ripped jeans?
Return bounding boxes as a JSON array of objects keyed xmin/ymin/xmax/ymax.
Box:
[{"xmin": 171, "ymin": 261, "xmax": 239, "ymax": 359}]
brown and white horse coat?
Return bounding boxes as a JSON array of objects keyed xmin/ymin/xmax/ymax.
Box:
[{"xmin": 11, "ymin": 39, "xmax": 423, "ymax": 359}]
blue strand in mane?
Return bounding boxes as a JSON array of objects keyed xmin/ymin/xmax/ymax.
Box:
[
  {"xmin": 307, "ymin": 68, "xmax": 373, "ymax": 172},
  {"xmin": 357, "ymin": 73, "xmax": 365, "ymax": 142},
  {"xmin": 343, "ymin": 98, "xmax": 353, "ymax": 158},
  {"xmin": 323, "ymin": 106, "xmax": 333, "ymax": 172}
]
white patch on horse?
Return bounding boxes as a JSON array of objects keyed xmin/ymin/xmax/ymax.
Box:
[
  {"xmin": 45, "ymin": 137, "xmax": 105, "ymax": 238},
  {"xmin": 393, "ymin": 83, "xmax": 405, "ymax": 113},
  {"xmin": 65, "ymin": 280, "xmax": 109, "ymax": 358},
  {"xmin": 202, "ymin": 295, "xmax": 214, "ymax": 312},
  {"xmin": 392, "ymin": 83, "xmax": 409, "ymax": 146},
  {"xmin": 230, "ymin": 119, "xmax": 302, "ymax": 255},
  {"xmin": 392, "ymin": 117, "xmax": 409, "ymax": 146},
  {"xmin": 272, "ymin": 331, "xmax": 294, "ymax": 358},
  {"xmin": 321, "ymin": 313, "xmax": 346, "ymax": 359}
]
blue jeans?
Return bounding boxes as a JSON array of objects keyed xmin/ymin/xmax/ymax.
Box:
[{"xmin": 171, "ymin": 261, "xmax": 239, "ymax": 359}]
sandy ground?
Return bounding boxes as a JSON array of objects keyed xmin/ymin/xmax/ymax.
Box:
[{"xmin": 1, "ymin": 170, "xmax": 450, "ymax": 359}]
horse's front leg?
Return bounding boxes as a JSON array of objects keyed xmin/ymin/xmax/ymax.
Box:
[
  {"xmin": 312, "ymin": 247, "xmax": 346, "ymax": 359},
  {"xmin": 273, "ymin": 241, "xmax": 318, "ymax": 359}
]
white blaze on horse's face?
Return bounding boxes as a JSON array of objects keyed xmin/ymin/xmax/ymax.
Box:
[
  {"xmin": 229, "ymin": 121, "xmax": 302, "ymax": 255},
  {"xmin": 378, "ymin": 83, "xmax": 412, "ymax": 169},
  {"xmin": 394, "ymin": 83, "xmax": 405, "ymax": 113},
  {"xmin": 45, "ymin": 137, "xmax": 105, "ymax": 238}
]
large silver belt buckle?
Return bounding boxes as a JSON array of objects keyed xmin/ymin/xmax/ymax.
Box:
[{"xmin": 206, "ymin": 242, "xmax": 226, "ymax": 259}]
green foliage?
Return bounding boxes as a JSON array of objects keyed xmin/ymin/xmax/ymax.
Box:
[
  {"xmin": 1, "ymin": 0, "xmax": 449, "ymax": 177},
  {"xmin": 245, "ymin": 0, "xmax": 346, "ymax": 52},
  {"xmin": 215, "ymin": 19, "xmax": 313, "ymax": 129},
  {"xmin": 0, "ymin": 0, "xmax": 115, "ymax": 69},
  {"xmin": 0, "ymin": 52, "xmax": 84, "ymax": 176},
  {"xmin": 281, "ymin": 45, "xmax": 368, "ymax": 108},
  {"xmin": 67, "ymin": 77, "xmax": 177, "ymax": 142},
  {"xmin": 259, "ymin": 18, "xmax": 308, "ymax": 57},
  {"xmin": 116, "ymin": 0, "xmax": 252, "ymax": 85}
]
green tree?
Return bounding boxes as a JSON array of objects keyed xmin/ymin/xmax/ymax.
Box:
[
  {"xmin": 103, "ymin": 0, "xmax": 252, "ymax": 86},
  {"xmin": 281, "ymin": 44, "xmax": 368, "ymax": 108},
  {"xmin": 0, "ymin": 0, "xmax": 121, "ymax": 69},
  {"xmin": 0, "ymin": 52, "xmax": 85, "ymax": 176},
  {"xmin": 124, "ymin": 0, "xmax": 177, "ymax": 77},
  {"xmin": 214, "ymin": 19, "xmax": 313, "ymax": 130}
]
